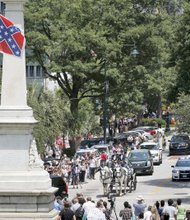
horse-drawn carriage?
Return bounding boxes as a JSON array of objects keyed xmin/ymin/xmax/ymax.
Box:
[{"xmin": 99, "ymin": 159, "xmax": 137, "ymax": 196}]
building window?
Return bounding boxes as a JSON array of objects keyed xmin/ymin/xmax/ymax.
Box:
[
  {"xmin": 26, "ymin": 66, "xmax": 29, "ymax": 77},
  {"xmin": 36, "ymin": 65, "xmax": 42, "ymax": 77},
  {"xmin": 0, "ymin": 2, "xmax": 5, "ymax": 15},
  {"xmin": 29, "ymin": 66, "xmax": 34, "ymax": 78}
]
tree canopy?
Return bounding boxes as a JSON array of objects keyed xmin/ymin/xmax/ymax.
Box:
[{"xmin": 24, "ymin": 0, "xmax": 190, "ymax": 143}]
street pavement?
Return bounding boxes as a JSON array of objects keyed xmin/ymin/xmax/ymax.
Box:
[{"xmin": 68, "ymin": 134, "xmax": 190, "ymax": 219}]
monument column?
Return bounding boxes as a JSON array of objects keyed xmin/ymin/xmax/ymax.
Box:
[
  {"xmin": 0, "ymin": 0, "xmax": 57, "ymax": 219},
  {"xmin": 1, "ymin": 0, "xmax": 27, "ymax": 106}
]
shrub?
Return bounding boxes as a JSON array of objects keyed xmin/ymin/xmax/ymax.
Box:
[{"xmin": 141, "ymin": 118, "xmax": 166, "ymax": 127}]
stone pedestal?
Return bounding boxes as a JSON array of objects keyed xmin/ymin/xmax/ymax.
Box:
[
  {"xmin": 0, "ymin": 107, "xmax": 57, "ymax": 219},
  {"xmin": 0, "ymin": 1, "xmax": 58, "ymax": 219}
]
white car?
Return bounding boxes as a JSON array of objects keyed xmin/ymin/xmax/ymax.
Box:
[
  {"xmin": 139, "ymin": 142, "xmax": 162, "ymax": 165},
  {"xmin": 171, "ymin": 157, "xmax": 190, "ymax": 181},
  {"xmin": 74, "ymin": 148, "xmax": 101, "ymax": 167},
  {"xmin": 91, "ymin": 144, "xmax": 111, "ymax": 155},
  {"xmin": 130, "ymin": 129, "xmax": 153, "ymax": 141},
  {"xmin": 74, "ymin": 148, "xmax": 99, "ymax": 158}
]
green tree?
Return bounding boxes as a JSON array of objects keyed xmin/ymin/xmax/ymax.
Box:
[
  {"xmin": 107, "ymin": 1, "xmax": 177, "ymax": 118},
  {"xmin": 24, "ymin": 0, "xmax": 142, "ymax": 136},
  {"xmin": 25, "ymin": 0, "xmax": 178, "ymax": 138},
  {"xmin": 173, "ymin": 93, "xmax": 190, "ymax": 133},
  {"xmin": 27, "ymin": 88, "xmax": 66, "ymax": 154},
  {"xmin": 170, "ymin": 2, "xmax": 190, "ymax": 100},
  {"xmin": 28, "ymin": 87, "xmax": 100, "ymax": 154}
]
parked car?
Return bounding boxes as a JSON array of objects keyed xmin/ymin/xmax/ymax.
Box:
[
  {"xmin": 74, "ymin": 148, "xmax": 99, "ymax": 158},
  {"xmin": 91, "ymin": 144, "xmax": 111, "ymax": 155},
  {"xmin": 80, "ymin": 138, "xmax": 105, "ymax": 149},
  {"xmin": 139, "ymin": 142, "xmax": 162, "ymax": 165},
  {"xmin": 74, "ymin": 148, "xmax": 101, "ymax": 167},
  {"xmin": 169, "ymin": 134, "xmax": 190, "ymax": 156},
  {"xmin": 114, "ymin": 131, "xmax": 142, "ymax": 145},
  {"xmin": 127, "ymin": 149, "xmax": 154, "ymax": 175},
  {"xmin": 171, "ymin": 157, "xmax": 190, "ymax": 181},
  {"xmin": 130, "ymin": 129, "xmax": 153, "ymax": 141},
  {"xmin": 50, "ymin": 174, "xmax": 68, "ymax": 198},
  {"xmin": 133, "ymin": 126, "xmax": 160, "ymax": 136},
  {"xmin": 80, "ymin": 137, "xmax": 112, "ymax": 149}
]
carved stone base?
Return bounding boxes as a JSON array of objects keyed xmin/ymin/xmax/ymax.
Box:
[
  {"xmin": 0, "ymin": 209, "xmax": 57, "ymax": 220},
  {"xmin": 0, "ymin": 190, "xmax": 57, "ymax": 219}
]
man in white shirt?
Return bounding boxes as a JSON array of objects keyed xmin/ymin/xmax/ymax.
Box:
[
  {"xmin": 82, "ymin": 197, "xmax": 96, "ymax": 215},
  {"xmin": 144, "ymin": 206, "xmax": 152, "ymax": 220},
  {"xmin": 162, "ymin": 199, "xmax": 178, "ymax": 220},
  {"xmin": 87, "ymin": 201, "xmax": 106, "ymax": 220},
  {"xmin": 89, "ymin": 157, "xmax": 97, "ymax": 179}
]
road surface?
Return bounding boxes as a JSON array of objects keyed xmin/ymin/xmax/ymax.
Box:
[{"xmin": 68, "ymin": 137, "xmax": 190, "ymax": 219}]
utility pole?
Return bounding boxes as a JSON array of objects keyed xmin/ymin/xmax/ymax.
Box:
[{"xmin": 103, "ymin": 60, "xmax": 108, "ymax": 144}]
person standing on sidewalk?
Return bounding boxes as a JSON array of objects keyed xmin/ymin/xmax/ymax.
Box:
[
  {"xmin": 56, "ymin": 201, "xmax": 76, "ymax": 220},
  {"xmin": 176, "ymin": 199, "xmax": 186, "ymax": 220},
  {"xmin": 162, "ymin": 199, "xmax": 177, "ymax": 220},
  {"xmin": 71, "ymin": 163, "xmax": 80, "ymax": 189},
  {"xmin": 119, "ymin": 201, "xmax": 133, "ymax": 220},
  {"xmin": 79, "ymin": 161, "xmax": 87, "ymax": 183},
  {"xmin": 82, "ymin": 197, "xmax": 95, "ymax": 216},
  {"xmin": 89, "ymin": 156, "xmax": 96, "ymax": 179},
  {"xmin": 133, "ymin": 195, "xmax": 147, "ymax": 218},
  {"xmin": 87, "ymin": 201, "xmax": 106, "ymax": 220}
]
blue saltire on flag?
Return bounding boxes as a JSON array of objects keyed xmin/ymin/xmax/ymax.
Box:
[{"xmin": 0, "ymin": 15, "xmax": 24, "ymax": 57}]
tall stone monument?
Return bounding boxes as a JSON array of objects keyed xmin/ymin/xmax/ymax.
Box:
[{"xmin": 0, "ymin": 0, "xmax": 57, "ymax": 219}]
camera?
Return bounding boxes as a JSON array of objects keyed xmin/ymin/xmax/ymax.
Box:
[
  {"xmin": 108, "ymin": 195, "xmax": 116, "ymax": 209},
  {"xmin": 107, "ymin": 195, "xmax": 118, "ymax": 220}
]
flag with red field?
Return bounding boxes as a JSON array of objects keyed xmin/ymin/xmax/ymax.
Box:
[{"xmin": 0, "ymin": 15, "xmax": 24, "ymax": 57}]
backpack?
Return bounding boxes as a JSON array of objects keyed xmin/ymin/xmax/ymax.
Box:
[{"xmin": 75, "ymin": 205, "xmax": 84, "ymax": 218}]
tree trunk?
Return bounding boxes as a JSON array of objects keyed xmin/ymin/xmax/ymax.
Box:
[
  {"xmin": 69, "ymin": 92, "xmax": 80, "ymax": 152},
  {"xmin": 70, "ymin": 97, "xmax": 79, "ymax": 119}
]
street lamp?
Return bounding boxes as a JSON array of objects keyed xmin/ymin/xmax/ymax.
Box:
[
  {"xmin": 103, "ymin": 59, "xmax": 108, "ymax": 144},
  {"xmin": 130, "ymin": 46, "xmax": 139, "ymax": 57},
  {"xmin": 124, "ymin": 43, "xmax": 139, "ymax": 57}
]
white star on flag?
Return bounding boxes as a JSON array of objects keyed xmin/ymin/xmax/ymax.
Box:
[{"xmin": 0, "ymin": 14, "xmax": 25, "ymax": 57}]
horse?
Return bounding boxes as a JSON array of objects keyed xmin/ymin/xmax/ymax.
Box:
[
  {"xmin": 113, "ymin": 164, "xmax": 129, "ymax": 196},
  {"xmin": 99, "ymin": 166, "xmax": 113, "ymax": 196}
]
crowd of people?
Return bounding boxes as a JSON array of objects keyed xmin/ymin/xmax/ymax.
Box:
[
  {"xmin": 43, "ymin": 128, "xmax": 162, "ymax": 191},
  {"xmin": 119, "ymin": 196, "xmax": 190, "ymax": 220},
  {"xmin": 43, "ymin": 143, "xmax": 126, "ymax": 190},
  {"xmin": 53, "ymin": 192, "xmax": 190, "ymax": 220},
  {"xmin": 54, "ymin": 193, "xmax": 111, "ymax": 220}
]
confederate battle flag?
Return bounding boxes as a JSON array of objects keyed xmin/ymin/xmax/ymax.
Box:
[{"xmin": 0, "ymin": 15, "xmax": 24, "ymax": 57}]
